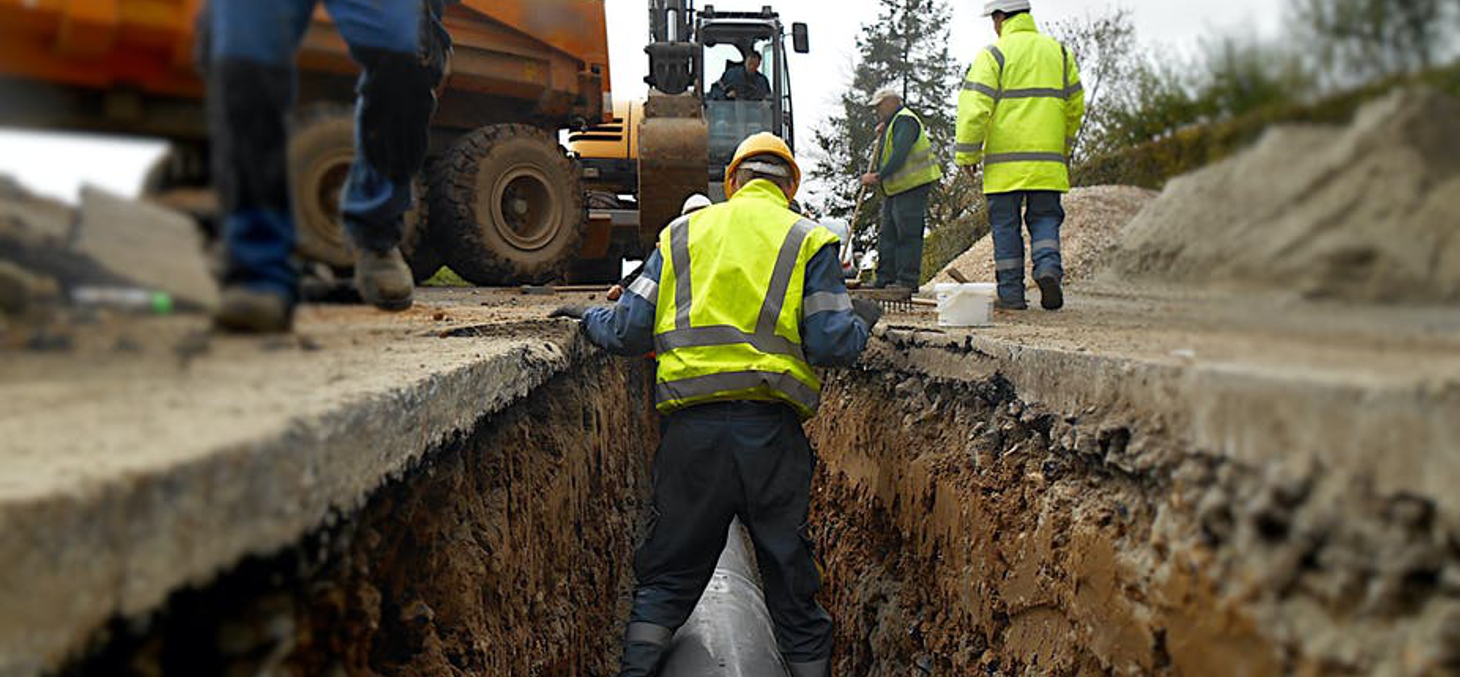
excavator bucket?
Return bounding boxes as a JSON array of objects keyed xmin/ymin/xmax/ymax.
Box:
[{"xmin": 637, "ymin": 92, "xmax": 710, "ymax": 246}]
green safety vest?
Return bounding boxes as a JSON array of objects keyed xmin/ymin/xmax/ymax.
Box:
[
  {"xmin": 652, "ymin": 179, "xmax": 842, "ymax": 419},
  {"xmin": 878, "ymin": 107, "xmax": 943, "ymax": 196},
  {"xmin": 954, "ymin": 12, "xmax": 1086, "ymax": 194}
]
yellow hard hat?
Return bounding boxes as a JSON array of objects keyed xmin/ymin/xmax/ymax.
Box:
[{"xmin": 724, "ymin": 132, "xmax": 801, "ymax": 200}]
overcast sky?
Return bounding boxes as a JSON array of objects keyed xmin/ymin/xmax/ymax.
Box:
[{"xmin": 0, "ymin": 0, "xmax": 1279, "ymax": 205}]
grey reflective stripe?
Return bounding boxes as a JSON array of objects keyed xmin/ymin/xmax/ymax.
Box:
[
  {"xmin": 984, "ymin": 151, "xmax": 1068, "ymax": 165},
  {"xmin": 996, "ymin": 258, "xmax": 1024, "ymax": 271},
  {"xmin": 655, "ymin": 325, "xmax": 802, "ymax": 359},
  {"xmin": 756, "ymin": 219, "xmax": 817, "ymax": 335},
  {"xmin": 1001, "ymin": 87, "xmax": 1068, "ymax": 99},
  {"xmin": 988, "ymin": 45, "xmax": 1005, "ymax": 71},
  {"xmin": 885, "ymin": 149, "xmax": 938, "ymax": 186},
  {"xmin": 1066, "ymin": 81, "xmax": 1083, "ymax": 97},
  {"xmin": 669, "ymin": 215, "xmax": 693, "ymax": 329},
  {"xmin": 625, "ymin": 622, "xmax": 673, "ymax": 647},
  {"xmin": 656, "ymin": 370, "xmax": 820, "ymax": 412},
  {"xmin": 1032, "ymin": 239, "xmax": 1059, "ymax": 252},
  {"xmin": 954, "ymin": 142, "xmax": 983, "ymax": 155},
  {"xmin": 961, "ymin": 80, "xmax": 1000, "ymax": 98},
  {"xmin": 803, "ymin": 291, "xmax": 852, "ymax": 316},
  {"xmin": 788, "ymin": 659, "xmax": 830, "ymax": 677},
  {"xmin": 627, "ymin": 275, "xmax": 658, "ymax": 304}
]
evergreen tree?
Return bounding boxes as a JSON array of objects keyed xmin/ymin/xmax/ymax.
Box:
[{"xmin": 808, "ymin": 0, "xmax": 972, "ymax": 252}]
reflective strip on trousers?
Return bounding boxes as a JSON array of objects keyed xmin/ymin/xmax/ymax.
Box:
[
  {"xmin": 625, "ymin": 622, "xmax": 673, "ymax": 647},
  {"xmin": 984, "ymin": 152, "xmax": 1067, "ymax": 165},
  {"xmin": 803, "ymin": 291, "xmax": 851, "ymax": 317},
  {"xmin": 996, "ymin": 258, "xmax": 1023, "ymax": 271},
  {"xmin": 628, "ymin": 275, "xmax": 659, "ymax": 304},
  {"xmin": 656, "ymin": 370, "xmax": 820, "ymax": 412},
  {"xmin": 1032, "ymin": 239, "xmax": 1059, "ymax": 252}
]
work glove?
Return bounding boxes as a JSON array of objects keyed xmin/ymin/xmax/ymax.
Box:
[
  {"xmin": 548, "ymin": 304, "xmax": 592, "ymax": 320},
  {"xmin": 851, "ymin": 298, "xmax": 884, "ymax": 330}
]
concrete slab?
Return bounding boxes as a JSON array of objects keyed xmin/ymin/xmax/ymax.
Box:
[{"xmin": 74, "ymin": 187, "xmax": 219, "ymax": 311}]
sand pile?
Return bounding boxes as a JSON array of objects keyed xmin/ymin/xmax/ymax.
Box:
[
  {"xmin": 1103, "ymin": 87, "xmax": 1460, "ymax": 304},
  {"xmin": 928, "ymin": 185, "xmax": 1156, "ymax": 288}
]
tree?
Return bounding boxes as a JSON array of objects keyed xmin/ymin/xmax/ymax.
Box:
[
  {"xmin": 807, "ymin": 0, "xmax": 969, "ymax": 252},
  {"xmin": 1045, "ymin": 8, "xmax": 1139, "ymax": 164},
  {"xmin": 1290, "ymin": 0, "xmax": 1460, "ymax": 86}
]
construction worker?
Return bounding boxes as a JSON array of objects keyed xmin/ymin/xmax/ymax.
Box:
[
  {"xmin": 552, "ymin": 133, "xmax": 883, "ymax": 677},
  {"xmin": 862, "ymin": 87, "xmax": 943, "ymax": 290},
  {"xmin": 955, "ymin": 0, "xmax": 1084, "ymax": 310},
  {"xmin": 206, "ymin": 0, "xmax": 450, "ymax": 332},
  {"xmin": 711, "ymin": 51, "xmax": 772, "ymax": 101}
]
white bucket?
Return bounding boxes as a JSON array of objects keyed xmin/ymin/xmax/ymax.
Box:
[{"xmin": 934, "ymin": 283, "xmax": 996, "ymax": 327}]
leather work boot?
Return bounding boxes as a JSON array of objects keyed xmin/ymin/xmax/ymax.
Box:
[
  {"xmin": 354, "ymin": 247, "xmax": 414, "ymax": 311},
  {"xmin": 214, "ymin": 286, "xmax": 293, "ymax": 334},
  {"xmin": 1036, "ymin": 274, "xmax": 1064, "ymax": 311}
]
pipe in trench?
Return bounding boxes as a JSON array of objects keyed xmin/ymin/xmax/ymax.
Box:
[{"xmin": 659, "ymin": 519, "xmax": 789, "ymax": 676}]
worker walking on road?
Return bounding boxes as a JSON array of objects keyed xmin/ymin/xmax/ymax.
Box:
[
  {"xmin": 552, "ymin": 133, "xmax": 882, "ymax": 677},
  {"xmin": 206, "ymin": 0, "xmax": 450, "ymax": 332},
  {"xmin": 863, "ymin": 87, "xmax": 943, "ymax": 290},
  {"xmin": 955, "ymin": 0, "xmax": 1084, "ymax": 310}
]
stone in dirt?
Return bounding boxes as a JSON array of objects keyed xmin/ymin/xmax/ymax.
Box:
[
  {"xmin": 1104, "ymin": 87, "xmax": 1460, "ymax": 304},
  {"xmin": 75, "ymin": 186, "xmax": 219, "ymax": 311},
  {"xmin": 927, "ymin": 185, "xmax": 1156, "ymax": 290}
]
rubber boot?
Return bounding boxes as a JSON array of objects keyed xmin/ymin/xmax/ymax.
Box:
[
  {"xmin": 214, "ymin": 286, "xmax": 293, "ymax": 334},
  {"xmin": 354, "ymin": 247, "xmax": 414, "ymax": 311},
  {"xmin": 1036, "ymin": 273, "xmax": 1063, "ymax": 311}
]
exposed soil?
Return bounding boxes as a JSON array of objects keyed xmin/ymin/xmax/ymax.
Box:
[
  {"xmin": 57, "ymin": 350, "xmax": 658, "ymax": 677},
  {"xmin": 807, "ymin": 366, "xmax": 1460, "ymax": 676}
]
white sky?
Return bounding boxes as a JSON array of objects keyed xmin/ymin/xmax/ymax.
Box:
[{"xmin": 0, "ymin": 0, "xmax": 1278, "ymax": 205}]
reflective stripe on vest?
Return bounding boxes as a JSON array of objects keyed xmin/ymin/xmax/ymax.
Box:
[{"xmin": 879, "ymin": 107, "xmax": 943, "ymax": 197}]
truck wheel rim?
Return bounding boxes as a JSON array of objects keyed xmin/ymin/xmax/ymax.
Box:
[
  {"xmin": 302, "ymin": 149, "xmax": 353, "ymax": 251},
  {"xmin": 487, "ymin": 166, "xmax": 560, "ymax": 251}
]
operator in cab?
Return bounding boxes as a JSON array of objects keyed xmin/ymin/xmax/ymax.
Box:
[{"xmin": 710, "ymin": 51, "xmax": 772, "ymax": 101}]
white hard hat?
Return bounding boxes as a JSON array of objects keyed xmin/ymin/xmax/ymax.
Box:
[
  {"xmin": 983, "ymin": 0, "xmax": 1031, "ymax": 16},
  {"xmin": 681, "ymin": 194, "xmax": 713, "ymax": 215},
  {"xmin": 867, "ymin": 86, "xmax": 902, "ymax": 107}
]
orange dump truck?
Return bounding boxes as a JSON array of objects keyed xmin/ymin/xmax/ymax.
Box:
[{"xmin": 0, "ymin": 0, "xmax": 621, "ymax": 283}]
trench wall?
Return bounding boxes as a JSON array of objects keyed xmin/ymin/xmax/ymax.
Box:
[
  {"xmin": 59, "ymin": 351, "xmax": 658, "ymax": 676},
  {"xmin": 807, "ymin": 335, "xmax": 1460, "ymax": 676}
]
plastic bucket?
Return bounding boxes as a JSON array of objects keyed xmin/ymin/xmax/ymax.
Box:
[{"xmin": 935, "ymin": 283, "xmax": 996, "ymax": 327}]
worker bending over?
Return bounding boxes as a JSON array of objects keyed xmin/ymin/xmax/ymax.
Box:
[
  {"xmin": 862, "ymin": 87, "xmax": 943, "ymax": 290},
  {"xmin": 554, "ymin": 133, "xmax": 882, "ymax": 677},
  {"xmin": 206, "ymin": 0, "xmax": 449, "ymax": 332},
  {"xmin": 955, "ymin": 0, "xmax": 1084, "ymax": 310}
]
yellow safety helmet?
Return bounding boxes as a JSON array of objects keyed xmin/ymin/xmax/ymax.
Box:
[{"xmin": 724, "ymin": 132, "xmax": 801, "ymax": 200}]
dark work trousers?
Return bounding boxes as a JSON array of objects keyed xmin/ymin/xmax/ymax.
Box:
[
  {"xmin": 619, "ymin": 401, "xmax": 833, "ymax": 677},
  {"xmin": 875, "ymin": 183, "xmax": 932, "ymax": 289},
  {"xmin": 207, "ymin": 0, "xmax": 448, "ymax": 301},
  {"xmin": 987, "ymin": 190, "xmax": 1065, "ymax": 305}
]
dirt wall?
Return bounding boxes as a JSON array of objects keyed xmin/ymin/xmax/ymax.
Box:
[
  {"xmin": 807, "ymin": 366, "xmax": 1460, "ymax": 676},
  {"xmin": 58, "ymin": 352, "xmax": 659, "ymax": 677}
]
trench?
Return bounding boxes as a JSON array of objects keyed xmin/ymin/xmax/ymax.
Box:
[{"xmin": 54, "ymin": 334, "xmax": 1460, "ymax": 676}]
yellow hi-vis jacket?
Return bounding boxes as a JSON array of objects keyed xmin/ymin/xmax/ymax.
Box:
[
  {"xmin": 879, "ymin": 107, "xmax": 943, "ymax": 196},
  {"xmin": 955, "ymin": 13, "xmax": 1085, "ymax": 194},
  {"xmin": 652, "ymin": 179, "xmax": 841, "ymax": 419}
]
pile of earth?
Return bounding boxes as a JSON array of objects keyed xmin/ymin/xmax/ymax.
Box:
[{"xmin": 1102, "ymin": 86, "xmax": 1460, "ymax": 304}]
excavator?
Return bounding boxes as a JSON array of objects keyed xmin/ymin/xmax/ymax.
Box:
[{"xmin": 0, "ymin": 0, "xmax": 807, "ymax": 285}]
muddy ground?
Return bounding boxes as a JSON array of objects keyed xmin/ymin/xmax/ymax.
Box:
[{"xmin": 57, "ymin": 350, "xmax": 658, "ymax": 677}]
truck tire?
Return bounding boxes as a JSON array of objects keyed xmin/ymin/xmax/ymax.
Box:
[
  {"xmin": 430, "ymin": 124, "xmax": 584, "ymax": 286},
  {"xmin": 287, "ymin": 105, "xmax": 438, "ymax": 281}
]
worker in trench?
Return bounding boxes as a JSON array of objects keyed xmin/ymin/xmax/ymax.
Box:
[
  {"xmin": 550, "ymin": 133, "xmax": 883, "ymax": 677},
  {"xmin": 204, "ymin": 0, "xmax": 450, "ymax": 332},
  {"xmin": 956, "ymin": 0, "xmax": 1085, "ymax": 311},
  {"xmin": 862, "ymin": 87, "xmax": 944, "ymax": 290}
]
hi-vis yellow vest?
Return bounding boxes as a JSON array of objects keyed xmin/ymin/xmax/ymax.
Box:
[
  {"xmin": 653, "ymin": 179, "xmax": 841, "ymax": 419},
  {"xmin": 954, "ymin": 12, "xmax": 1085, "ymax": 194},
  {"xmin": 879, "ymin": 107, "xmax": 943, "ymax": 196}
]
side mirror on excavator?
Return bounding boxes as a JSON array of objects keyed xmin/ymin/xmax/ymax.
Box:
[{"xmin": 792, "ymin": 23, "xmax": 810, "ymax": 53}]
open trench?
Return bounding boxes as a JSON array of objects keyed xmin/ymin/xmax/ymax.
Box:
[{"xmin": 56, "ymin": 333, "xmax": 1460, "ymax": 676}]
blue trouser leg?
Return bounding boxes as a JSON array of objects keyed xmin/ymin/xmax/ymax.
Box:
[
  {"xmin": 208, "ymin": 0, "xmax": 316, "ymax": 301},
  {"xmin": 875, "ymin": 196, "xmax": 897, "ymax": 287},
  {"xmin": 324, "ymin": 0, "xmax": 449, "ymax": 254},
  {"xmin": 889, "ymin": 184, "xmax": 930, "ymax": 288},
  {"xmin": 987, "ymin": 192, "xmax": 1027, "ymax": 303},
  {"xmin": 1025, "ymin": 190, "xmax": 1065, "ymax": 280}
]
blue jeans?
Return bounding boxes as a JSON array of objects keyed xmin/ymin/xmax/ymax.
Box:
[
  {"xmin": 208, "ymin": 0, "xmax": 448, "ymax": 300},
  {"xmin": 987, "ymin": 191, "xmax": 1064, "ymax": 304}
]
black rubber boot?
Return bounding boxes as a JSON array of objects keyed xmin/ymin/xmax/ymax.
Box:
[{"xmin": 1036, "ymin": 274, "xmax": 1064, "ymax": 311}]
